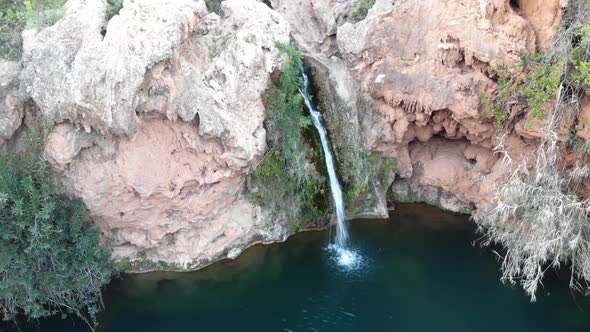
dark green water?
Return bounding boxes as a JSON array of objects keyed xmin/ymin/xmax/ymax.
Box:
[{"xmin": 4, "ymin": 204, "xmax": 590, "ymax": 332}]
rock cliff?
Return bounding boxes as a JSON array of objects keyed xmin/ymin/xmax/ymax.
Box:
[
  {"xmin": 271, "ymin": 0, "xmax": 580, "ymax": 213},
  {"xmin": 5, "ymin": 0, "xmax": 292, "ymax": 270},
  {"xmin": 0, "ymin": 0, "xmax": 586, "ymax": 270}
]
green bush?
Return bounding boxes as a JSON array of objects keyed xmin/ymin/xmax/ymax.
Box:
[
  {"xmin": 248, "ymin": 42, "xmax": 327, "ymax": 227},
  {"xmin": 571, "ymin": 22, "xmax": 590, "ymax": 89},
  {"xmin": 478, "ymin": 52, "xmax": 561, "ymax": 132},
  {"xmin": 521, "ymin": 57, "xmax": 562, "ymax": 120},
  {"xmin": 106, "ymin": 0, "xmax": 124, "ymax": 21},
  {"xmin": 480, "ymin": 0, "xmax": 590, "ymax": 129},
  {"xmin": 205, "ymin": 0, "xmax": 221, "ymax": 14},
  {"xmin": 0, "ymin": 128, "xmax": 112, "ymax": 329},
  {"xmin": 340, "ymin": 144, "xmax": 394, "ymax": 212},
  {"xmin": 348, "ymin": 0, "xmax": 375, "ymax": 22},
  {"xmin": 0, "ymin": 0, "xmax": 66, "ymax": 60}
]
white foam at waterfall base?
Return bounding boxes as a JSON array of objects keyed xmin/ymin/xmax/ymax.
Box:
[{"xmin": 327, "ymin": 244, "xmax": 364, "ymax": 271}]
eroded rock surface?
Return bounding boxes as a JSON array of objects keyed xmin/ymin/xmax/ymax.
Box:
[
  {"xmin": 29, "ymin": 0, "xmax": 290, "ymax": 269},
  {"xmin": 62, "ymin": 116, "xmax": 284, "ymax": 268},
  {"xmin": 517, "ymin": 0, "xmax": 568, "ymax": 49},
  {"xmin": 390, "ymin": 138, "xmax": 501, "ymax": 213},
  {"xmin": 273, "ymin": 0, "xmax": 567, "ymax": 209},
  {"xmin": 0, "ymin": 0, "xmax": 577, "ymax": 270},
  {"xmin": 21, "ymin": 0, "xmax": 203, "ymax": 135},
  {"xmin": 0, "ymin": 61, "xmax": 24, "ymax": 141}
]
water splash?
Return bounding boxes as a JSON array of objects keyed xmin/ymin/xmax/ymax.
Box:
[
  {"xmin": 298, "ymin": 66, "xmax": 349, "ymax": 248},
  {"xmin": 327, "ymin": 244, "xmax": 364, "ymax": 271}
]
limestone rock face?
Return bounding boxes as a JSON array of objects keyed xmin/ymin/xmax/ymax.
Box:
[
  {"xmin": 273, "ymin": 0, "xmax": 566, "ymax": 209},
  {"xmin": 20, "ymin": 0, "xmax": 204, "ymax": 135},
  {"xmin": 45, "ymin": 123, "xmax": 105, "ymax": 169},
  {"xmin": 30, "ymin": 0, "xmax": 290, "ymax": 269},
  {"xmin": 270, "ymin": 0, "xmax": 356, "ymax": 50},
  {"xmin": 63, "ymin": 116, "xmax": 284, "ymax": 268},
  {"xmin": 342, "ymin": 0, "xmax": 566, "ymax": 208},
  {"xmin": 149, "ymin": 0, "xmax": 290, "ymax": 165},
  {"xmin": 338, "ymin": 0, "xmax": 535, "ymax": 147},
  {"xmin": 517, "ymin": 0, "xmax": 568, "ymax": 49},
  {"xmin": 0, "ymin": 61, "xmax": 24, "ymax": 141},
  {"xmin": 2, "ymin": 0, "xmax": 574, "ymax": 269},
  {"xmin": 390, "ymin": 137, "xmax": 501, "ymax": 212}
]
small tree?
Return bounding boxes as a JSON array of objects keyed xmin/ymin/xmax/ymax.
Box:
[
  {"xmin": 0, "ymin": 128, "xmax": 112, "ymax": 329},
  {"xmin": 473, "ymin": 133, "xmax": 590, "ymax": 301},
  {"xmin": 473, "ymin": 0, "xmax": 590, "ymax": 301}
]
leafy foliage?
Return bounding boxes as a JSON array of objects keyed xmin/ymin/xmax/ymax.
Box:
[
  {"xmin": 477, "ymin": 63, "xmax": 515, "ymax": 131},
  {"xmin": 340, "ymin": 144, "xmax": 393, "ymax": 212},
  {"xmin": 478, "ymin": 51, "xmax": 562, "ymax": 132},
  {"xmin": 521, "ymin": 58, "xmax": 562, "ymax": 120},
  {"xmin": 478, "ymin": 0, "xmax": 590, "ymax": 130},
  {"xmin": 106, "ymin": 0, "xmax": 124, "ymax": 21},
  {"xmin": 570, "ymin": 19, "xmax": 590, "ymax": 90},
  {"xmin": 248, "ymin": 42, "xmax": 327, "ymax": 227},
  {"xmin": 204, "ymin": 0, "xmax": 221, "ymax": 15},
  {"xmin": 0, "ymin": 128, "xmax": 112, "ymax": 329},
  {"xmin": 0, "ymin": 0, "xmax": 66, "ymax": 60},
  {"xmin": 348, "ymin": 0, "xmax": 375, "ymax": 22}
]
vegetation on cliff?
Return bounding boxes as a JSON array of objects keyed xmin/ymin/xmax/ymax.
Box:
[
  {"xmin": 0, "ymin": 0, "xmax": 66, "ymax": 60},
  {"xmin": 479, "ymin": 0, "xmax": 590, "ymax": 130},
  {"xmin": 106, "ymin": 0, "xmax": 124, "ymax": 21},
  {"xmin": 474, "ymin": 0, "xmax": 590, "ymax": 301},
  {"xmin": 340, "ymin": 148, "xmax": 392, "ymax": 213},
  {"xmin": 306, "ymin": 65, "xmax": 393, "ymax": 217},
  {"xmin": 347, "ymin": 0, "xmax": 375, "ymax": 22},
  {"xmin": 205, "ymin": 0, "xmax": 221, "ymax": 14},
  {"xmin": 324, "ymin": 103, "xmax": 393, "ymax": 214},
  {"xmin": 0, "ymin": 127, "xmax": 112, "ymax": 329},
  {"xmin": 248, "ymin": 42, "xmax": 327, "ymax": 230}
]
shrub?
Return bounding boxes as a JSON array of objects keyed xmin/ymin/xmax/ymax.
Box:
[
  {"xmin": 474, "ymin": 0, "xmax": 590, "ymax": 301},
  {"xmin": 106, "ymin": 0, "xmax": 124, "ymax": 21},
  {"xmin": 473, "ymin": 136, "xmax": 590, "ymax": 301},
  {"xmin": 478, "ymin": 52, "xmax": 561, "ymax": 131},
  {"xmin": 348, "ymin": 0, "xmax": 375, "ymax": 22},
  {"xmin": 0, "ymin": 0, "xmax": 66, "ymax": 60},
  {"xmin": 204, "ymin": 0, "xmax": 221, "ymax": 14},
  {"xmin": 0, "ymin": 128, "xmax": 112, "ymax": 329},
  {"xmin": 479, "ymin": 0, "xmax": 590, "ymax": 129},
  {"xmin": 248, "ymin": 42, "xmax": 327, "ymax": 226}
]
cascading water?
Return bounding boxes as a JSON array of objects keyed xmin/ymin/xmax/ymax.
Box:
[
  {"xmin": 298, "ymin": 68, "xmax": 348, "ymax": 247},
  {"xmin": 298, "ymin": 67, "xmax": 361, "ymax": 269}
]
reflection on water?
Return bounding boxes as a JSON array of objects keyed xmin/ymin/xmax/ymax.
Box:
[{"xmin": 4, "ymin": 204, "xmax": 590, "ymax": 332}]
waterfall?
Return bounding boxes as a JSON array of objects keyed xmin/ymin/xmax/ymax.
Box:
[{"xmin": 298, "ymin": 67, "xmax": 349, "ymax": 248}]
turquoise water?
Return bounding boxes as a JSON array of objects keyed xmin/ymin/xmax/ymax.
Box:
[{"xmin": 4, "ymin": 204, "xmax": 590, "ymax": 331}]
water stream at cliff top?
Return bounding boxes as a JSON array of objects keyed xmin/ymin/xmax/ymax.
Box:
[{"xmin": 298, "ymin": 67, "xmax": 359, "ymax": 268}]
